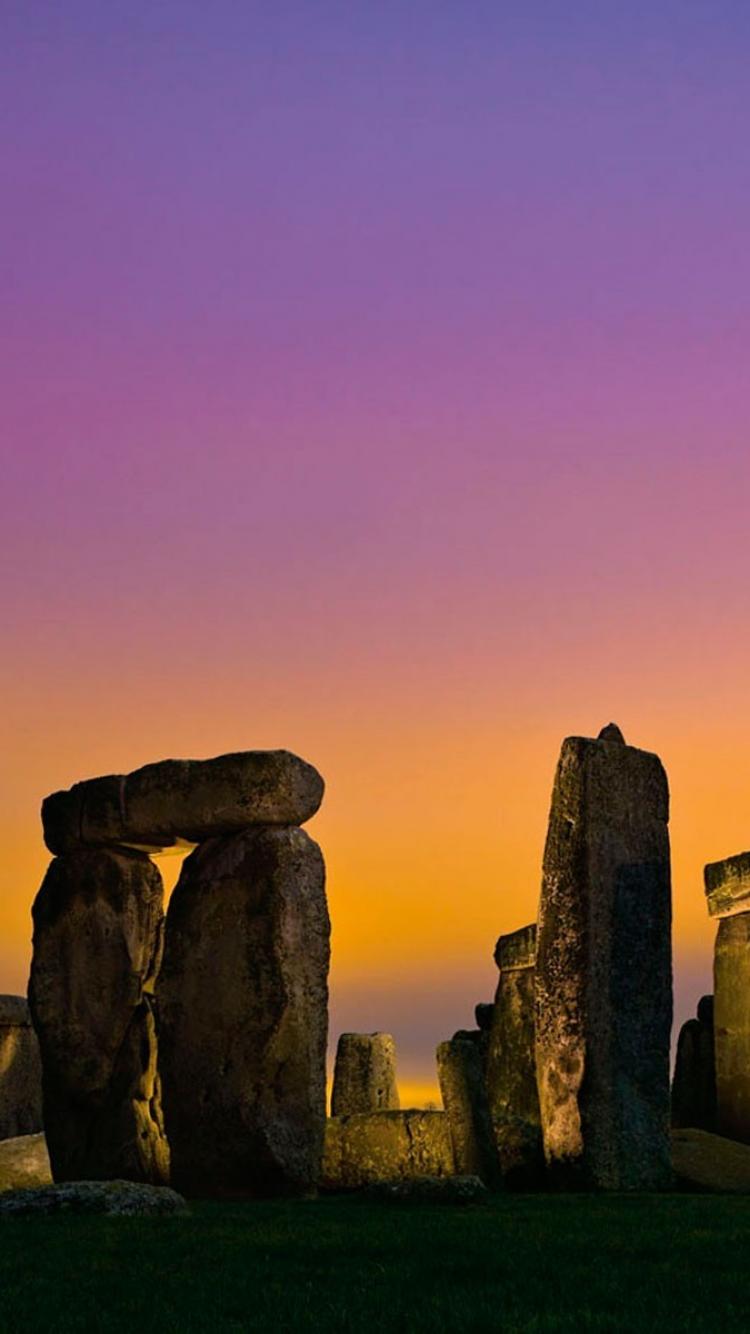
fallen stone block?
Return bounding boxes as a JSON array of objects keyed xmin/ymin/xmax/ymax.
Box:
[
  {"xmin": 0, "ymin": 1134, "xmax": 51, "ymax": 1194},
  {"xmin": 321, "ymin": 1111, "xmax": 454, "ymax": 1190},
  {"xmin": 331, "ymin": 1033, "xmax": 399, "ymax": 1115},
  {"xmin": 0, "ymin": 996, "xmax": 43, "ymax": 1141},
  {"xmin": 0, "ymin": 1180, "xmax": 188, "ymax": 1217}
]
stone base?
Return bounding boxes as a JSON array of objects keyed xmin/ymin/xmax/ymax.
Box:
[{"xmin": 321, "ymin": 1112, "xmax": 454, "ymax": 1190}]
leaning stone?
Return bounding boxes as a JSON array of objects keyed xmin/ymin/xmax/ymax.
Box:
[
  {"xmin": 713, "ymin": 913, "xmax": 750, "ymax": 1142},
  {"xmin": 331, "ymin": 1034, "xmax": 399, "ymax": 1115},
  {"xmin": 671, "ymin": 1128, "xmax": 750, "ymax": 1193},
  {"xmin": 705, "ymin": 852, "xmax": 750, "ymax": 919},
  {"xmin": 0, "ymin": 1134, "xmax": 51, "ymax": 1193},
  {"xmin": 0, "ymin": 997, "xmax": 43, "ymax": 1141},
  {"xmin": 321, "ymin": 1111, "xmax": 454, "ymax": 1190},
  {"xmin": 436, "ymin": 1037, "xmax": 501, "ymax": 1187},
  {"xmin": 0, "ymin": 1180, "xmax": 188, "ymax": 1217},
  {"xmin": 671, "ymin": 996, "xmax": 716, "ymax": 1131},
  {"xmin": 157, "ymin": 826, "xmax": 330, "ymax": 1197},
  {"xmin": 535, "ymin": 724, "xmax": 672, "ymax": 1190},
  {"xmin": 28, "ymin": 849, "xmax": 168, "ymax": 1184},
  {"xmin": 363, "ymin": 1175, "xmax": 488, "ymax": 1205},
  {"xmin": 42, "ymin": 750, "xmax": 324, "ymax": 854},
  {"xmin": 486, "ymin": 924, "xmax": 544, "ymax": 1187}
]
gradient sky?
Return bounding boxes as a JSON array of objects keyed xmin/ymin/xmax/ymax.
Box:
[{"xmin": 3, "ymin": 1, "xmax": 750, "ymax": 1102}]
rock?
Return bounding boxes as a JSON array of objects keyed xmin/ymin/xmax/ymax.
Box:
[
  {"xmin": 474, "ymin": 1003, "xmax": 494, "ymax": 1033},
  {"xmin": 0, "ymin": 996, "xmax": 43, "ymax": 1140},
  {"xmin": 0, "ymin": 1180, "xmax": 188, "ymax": 1217},
  {"xmin": 486, "ymin": 924, "xmax": 544, "ymax": 1187},
  {"xmin": 535, "ymin": 725, "xmax": 672, "ymax": 1190},
  {"xmin": 28, "ymin": 848, "xmax": 169, "ymax": 1184},
  {"xmin": 363, "ymin": 1175, "xmax": 488, "ymax": 1205},
  {"xmin": 43, "ymin": 750, "xmax": 324, "ymax": 854},
  {"xmin": 321, "ymin": 1111, "xmax": 454, "ymax": 1190},
  {"xmin": 704, "ymin": 852, "xmax": 750, "ymax": 919},
  {"xmin": 436, "ymin": 1037, "xmax": 501, "ymax": 1187},
  {"xmin": 671, "ymin": 996, "xmax": 716, "ymax": 1131},
  {"xmin": 331, "ymin": 1034, "xmax": 399, "ymax": 1116},
  {"xmin": 713, "ymin": 913, "xmax": 750, "ymax": 1142},
  {"xmin": 157, "ymin": 826, "xmax": 330, "ymax": 1197},
  {"xmin": 0, "ymin": 1134, "xmax": 51, "ymax": 1193},
  {"xmin": 671, "ymin": 1127, "xmax": 750, "ymax": 1193}
]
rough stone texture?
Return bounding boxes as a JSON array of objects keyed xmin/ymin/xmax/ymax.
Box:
[
  {"xmin": 331, "ymin": 1033, "xmax": 400, "ymax": 1116},
  {"xmin": 705, "ymin": 852, "xmax": 750, "ymax": 919},
  {"xmin": 0, "ymin": 1134, "xmax": 51, "ymax": 1193},
  {"xmin": 43, "ymin": 750, "xmax": 324, "ymax": 855},
  {"xmin": 436, "ymin": 1037, "xmax": 501, "ymax": 1187},
  {"xmin": 321, "ymin": 1112, "xmax": 454, "ymax": 1190},
  {"xmin": 28, "ymin": 849, "xmax": 168, "ymax": 1185},
  {"xmin": 157, "ymin": 826, "xmax": 330, "ymax": 1198},
  {"xmin": 0, "ymin": 1180, "xmax": 188, "ymax": 1217},
  {"xmin": 671, "ymin": 996, "xmax": 716, "ymax": 1131},
  {"xmin": 714, "ymin": 913, "xmax": 750, "ymax": 1143},
  {"xmin": 534, "ymin": 724, "xmax": 673, "ymax": 1190},
  {"xmin": 363, "ymin": 1175, "xmax": 488, "ymax": 1205},
  {"xmin": 671, "ymin": 1128, "xmax": 750, "ymax": 1193},
  {"xmin": 486, "ymin": 925, "xmax": 544, "ymax": 1187},
  {"xmin": 0, "ymin": 997, "xmax": 43, "ymax": 1141}
]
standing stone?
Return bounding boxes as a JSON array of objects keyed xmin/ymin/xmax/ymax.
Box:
[
  {"xmin": 0, "ymin": 997, "xmax": 42, "ymax": 1141},
  {"xmin": 535, "ymin": 724, "xmax": 672, "ymax": 1189},
  {"xmin": 485, "ymin": 925, "xmax": 544, "ymax": 1185},
  {"xmin": 437, "ymin": 1035, "xmax": 501, "ymax": 1187},
  {"xmin": 331, "ymin": 1034, "xmax": 399, "ymax": 1116},
  {"xmin": 157, "ymin": 826, "xmax": 330, "ymax": 1197},
  {"xmin": 671, "ymin": 996, "xmax": 716, "ymax": 1131},
  {"xmin": 713, "ymin": 914, "xmax": 750, "ymax": 1143},
  {"xmin": 28, "ymin": 849, "xmax": 168, "ymax": 1184}
]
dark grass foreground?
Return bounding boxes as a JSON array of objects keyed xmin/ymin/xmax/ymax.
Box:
[{"xmin": 2, "ymin": 1193, "xmax": 750, "ymax": 1332}]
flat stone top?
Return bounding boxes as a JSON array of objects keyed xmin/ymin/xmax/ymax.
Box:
[
  {"xmin": 494, "ymin": 923, "xmax": 537, "ymax": 971},
  {"xmin": 0, "ymin": 995, "xmax": 31, "ymax": 1027},
  {"xmin": 705, "ymin": 852, "xmax": 750, "ymax": 918}
]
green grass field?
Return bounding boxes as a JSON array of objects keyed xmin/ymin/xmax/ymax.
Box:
[{"xmin": 2, "ymin": 1193, "xmax": 750, "ymax": 1332}]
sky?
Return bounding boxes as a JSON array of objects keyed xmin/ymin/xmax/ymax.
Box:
[{"xmin": 2, "ymin": 0, "xmax": 750, "ymax": 1103}]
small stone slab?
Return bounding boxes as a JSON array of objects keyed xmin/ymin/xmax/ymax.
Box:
[
  {"xmin": 671, "ymin": 1128, "xmax": 750, "ymax": 1193},
  {"xmin": 42, "ymin": 750, "xmax": 324, "ymax": 854},
  {"xmin": 0, "ymin": 1180, "xmax": 189, "ymax": 1216},
  {"xmin": 0, "ymin": 1135, "xmax": 51, "ymax": 1194},
  {"xmin": 321, "ymin": 1112, "xmax": 454, "ymax": 1190},
  {"xmin": 494, "ymin": 924, "xmax": 537, "ymax": 971},
  {"xmin": 363, "ymin": 1175, "xmax": 488, "ymax": 1205},
  {"xmin": 705, "ymin": 852, "xmax": 750, "ymax": 919}
]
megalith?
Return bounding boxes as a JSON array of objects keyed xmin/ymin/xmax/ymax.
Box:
[
  {"xmin": 436, "ymin": 1034, "xmax": 501, "ymax": 1187},
  {"xmin": 671, "ymin": 996, "xmax": 716, "ymax": 1131},
  {"xmin": 156, "ymin": 825, "xmax": 330, "ymax": 1197},
  {"xmin": 534, "ymin": 723, "xmax": 672, "ymax": 1189},
  {"xmin": 704, "ymin": 854, "xmax": 750, "ymax": 1142},
  {"xmin": 321, "ymin": 1111, "xmax": 454, "ymax": 1190},
  {"xmin": 0, "ymin": 997, "xmax": 43, "ymax": 1141},
  {"xmin": 485, "ymin": 924, "xmax": 543, "ymax": 1184},
  {"xmin": 28, "ymin": 848, "xmax": 168, "ymax": 1183},
  {"xmin": 331, "ymin": 1033, "xmax": 400, "ymax": 1116}
]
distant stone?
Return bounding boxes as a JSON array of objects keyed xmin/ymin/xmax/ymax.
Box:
[
  {"xmin": 28, "ymin": 848, "xmax": 169, "ymax": 1184},
  {"xmin": 321, "ymin": 1111, "xmax": 454, "ymax": 1190},
  {"xmin": 671, "ymin": 1128, "xmax": 750, "ymax": 1193},
  {"xmin": 493, "ymin": 924, "xmax": 537, "ymax": 972},
  {"xmin": 363, "ymin": 1175, "xmax": 488, "ymax": 1205},
  {"xmin": 671, "ymin": 996, "xmax": 716, "ymax": 1131},
  {"xmin": 474, "ymin": 1003, "xmax": 494, "ymax": 1033},
  {"xmin": 0, "ymin": 1180, "xmax": 188, "ymax": 1217},
  {"xmin": 436, "ymin": 1037, "xmax": 501, "ymax": 1187},
  {"xmin": 535, "ymin": 727, "xmax": 672, "ymax": 1189},
  {"xmin": 0, "ymin": 1134, "xmax": 51, "ymax": 1193},
  {"xmin": 0, "ymin": 996, "xmax": 43, "ymax": 1141},
  {"xmin": 705, "ymin": 852, "xmax": 750, "ymax": 919},
  {"xmin": 486, "ymin": 924, "xmax": 544, "ymax": 1187},
  {"xmin": 713, "ymin": 913, "xmax": 750, "ymax": 1142},
  {"xmin": 42, "ymin": 749, "xmax": 324, "ymax": 854},
  {"xmin": 331, "ymin": 1034, "xmax": 399, "ymax": 1116},
  {"xmin": 597, "ymin": 723, "xmax": 625, "ymax": 744},
  {"xmin": 157, "ymin": 826, "xmax": 330, "ymax": 1197}
]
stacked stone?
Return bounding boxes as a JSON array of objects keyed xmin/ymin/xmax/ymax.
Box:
[
  {"xmin": 331, "ymin": 1034, "xmax": 400, "ymax": 1115},
  {"xmin": 534, "ymin": 723, "xmax": 673, "ymax": 1190},
  {"xmin": 704, "ymin": 854, "xmax": 750, "ymax": 1143},
  {"xmin": 31, "ymin": 750, "xmax": 329, "ymax": 1197},
  {"xmin": 0, "ymin": 997, "xmax": 42, "ymax": 1142},
  {"xmin": 485, "ymin": 924, "xmax": 543, "ymax": 1185},
  {"xmin": 671, "ymin": 996, "xmax": 716, "ymax": 1132}
]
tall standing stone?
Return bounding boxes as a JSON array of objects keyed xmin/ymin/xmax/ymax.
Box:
[
  {"xmin": 331, "ymin": 1034, "xmax": 400, "ymax": 1116},
  {"xmin": 671, "ymin": 996, "xmax": 716, "ymax": 1131},
  {"xmin": 0, "ymin": 998, "xmax": 43, "ymax": 1141},
  {"xmin": 485, "ymin": 925, "xmax": 543, "ymax": 1184},
  {"xmin": 535, "ymin": 724, "xmax": 672, "ymax": 1189},
  {"xmin": 28, "ymin": 849, "xmax": 168, "ymax": 1183},
  {"xmin": 157, "ymin": 826, "xmax": 330, "ymax": 1197},
  {"xmin": 704, "ymin": 855, "xmax": 750, "ymax": 1142},
  {"xmin": 436, "ymin": 1034, "xmax": 501, "ymax": 1187}
]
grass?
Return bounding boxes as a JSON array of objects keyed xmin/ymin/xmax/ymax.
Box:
[{"xmin": 2, "ymin": 1193, "xmax": 750, "ymax": 1332}]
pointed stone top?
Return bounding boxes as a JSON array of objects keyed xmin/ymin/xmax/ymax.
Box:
[{"xmin": 598, "ymin": 723, "xmax": 625, "ymax": 744}]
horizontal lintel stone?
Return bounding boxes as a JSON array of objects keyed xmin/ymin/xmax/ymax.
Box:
[
  {"xmin": 704, "ymin": 852, "xmax": 750, "ymax": 918},
  {"xmin": 494, "ymin": 923, "xmax": 537, "ymax": 972}
]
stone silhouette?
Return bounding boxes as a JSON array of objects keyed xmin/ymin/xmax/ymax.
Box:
[
  {"xmin": 321, "ymin": 1111, "xmax": 453, "ymax": 1189},
  {"xmin": 156, "ymin": 826, "xmax": 330, "ymax": 1197},
  {"xmin": 0, "ymin": 997, "xmax": 42, "ymax": 1142},
  {"xmin": 535, "ymin": 724, "xmax": 672, "ymax": 1189},
  {"xmin": 28, "ymin": 848, "xmax": 168, "ymax": 1183},
  {"xmin": 331, "ymin": 1033, "xmax": 399, "ymax": 1116},
  {"xmin": 712, "ymin": 911, "xmax": 750, "ymax": 1143},
  {"xmin": 485, "ymin": 924, "xmax": 543, "ymax": 1185},
  {"xmin": 671, "ymin": 995, "xmax": 716, "ymax": 1132},
  {"xmin": 436, "ymin": 1035, "xmax": 501, "ymax": 1187},
  {"xmin": 705, "ymin": 851, "xmax": 750, "ymax": 920}
]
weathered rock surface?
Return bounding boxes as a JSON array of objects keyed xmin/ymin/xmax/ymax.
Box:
[
  {"xmin": 486, "ymin": 924, "xmax": 543, "ymax": 1186},
  {"xmin": 28, "ymin": 848, "xmax": 168, "ymax": 1184},
  {"xmin": 436, "ymin": 1036, "xmax": 501, "ymax": 1187},
  {"xmin": 43, "ymin": 749, "xmax": 324, "ymax": 855},
  {"xmin": 331, "ymin": 1033, "xmax": 400, "ymax": 1116},
  {"xmin": 0, "ymin": 1134, "xmax": 51, "ymax": 1193},
  {"xmin": 535, "ymin": 724, "xmax": 673, "ymax": 1190},
  {"xmin": 671, "ymin": 996, "xmax": 716, "ymax": 1131},
  {"xmin": 157, "ymin": 826, "xmax": 330, "ymax": 1197},
  {"xmin": 671, "ymin": 1128, "xmax": 750, "ymax": 1193},
  {"xmin": 321, "ymin": 1112, "xmax": 454, "ymax": 1190},
  {"xmin": 705, "ymin": 852, "xmax": 750, "ymax": 919},
  {"xmin": 0, "ymin": 996, "xmax": 43, "ymax": 1140},
  {"xmin": 0, "ymin": 1180, "xmax": 188, "ymax": 1217},
  {"xmin": 714, "ymin": 913, "xmax": 750, "ymax": 1143},
  {"xmin": 363, "ymin": 1175, "xmax": 488, "ymax": 1205}
]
